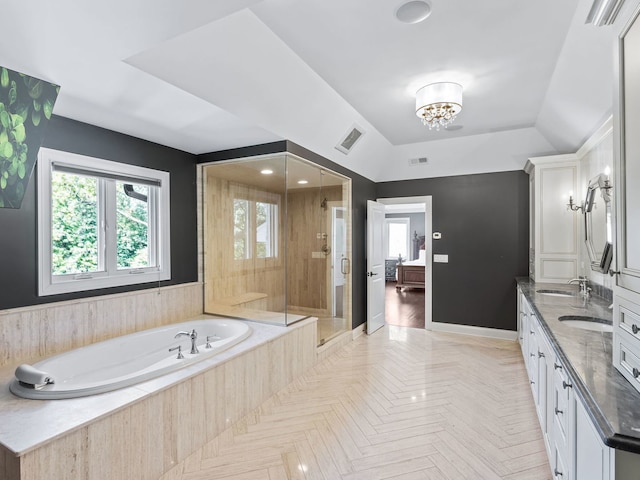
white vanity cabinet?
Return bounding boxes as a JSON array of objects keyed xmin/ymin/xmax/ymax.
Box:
[
  {"xmin": 613, "ymin": 0, "xmax": 640, "ymax": 395},
  {"xmin": 525, "ymin": 156, "xmax": 580, "ymax": 283},
  {"xmin": 576, "ymin": 396, "xmax": 611, "ymax": 480},
  {"xmin": 550, "ymin": 356, "xmax": 575, "ymax": 479}
]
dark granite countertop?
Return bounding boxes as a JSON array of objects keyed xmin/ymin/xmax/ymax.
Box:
[{"xmin": 517, "ymin": 277, "xmax": 640, "ymax": 454}]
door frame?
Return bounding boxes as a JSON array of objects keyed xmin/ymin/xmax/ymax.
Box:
[{"xmin": 376, "ymin": 196, "xmax": 433, "ymax": 330}]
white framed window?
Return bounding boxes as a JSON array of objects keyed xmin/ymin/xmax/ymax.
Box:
[
  {"xmin": 385, "ymin": 217, "xmax": 410, "ymax": 260},
  {"xmin": 38, "ymin": 148, "xmax": 171, "ymax": 296},
  {"xmin": 233, "ymin": 188, "xmax": 279, "ymax": 261}
]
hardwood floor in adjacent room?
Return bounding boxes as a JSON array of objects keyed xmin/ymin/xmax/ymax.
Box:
[
  {"xmin": 162, "ymin": 327, "xmax": 551, "ymax": 480},
  {"xmin": 385, "ymin": 282, "xmax": 425, "ymax": 329}
]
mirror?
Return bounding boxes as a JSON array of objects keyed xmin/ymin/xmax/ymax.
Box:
[{"xmin": 584, "ymin": 172, "xmax": 613, "ymax": 273}]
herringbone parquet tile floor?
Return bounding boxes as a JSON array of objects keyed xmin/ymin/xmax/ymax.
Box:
[{"xmin": 161, "ymin": 326, "xmax": 551, "ymax": 480}]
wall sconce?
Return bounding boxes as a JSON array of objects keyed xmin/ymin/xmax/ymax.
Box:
[
  {"xmin": 600, "ymin": 166, "xmax": 613, "ymax": 202},
  {"xmin": 567, "ymin": 191, "xmax": 583, "ymax": 212}
]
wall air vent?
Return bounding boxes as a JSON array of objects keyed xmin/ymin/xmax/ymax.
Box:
[
  {"xmin": 335, "ymin": 124, "xmax": 365, "ymax": 155},
  {"xmin": 408, "ymin": 157, "xmax": 428, "ymax": 166}
]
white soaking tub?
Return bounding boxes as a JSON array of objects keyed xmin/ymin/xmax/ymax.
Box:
[{"xmin": 10, "ymin": 317, "xmax": 251, "ymax": 400}]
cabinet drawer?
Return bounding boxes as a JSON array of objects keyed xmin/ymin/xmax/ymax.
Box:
[
  {"xmin": 615, "ymin": 339, "xmax": 640, "ymax": 387},
  {"xmin": 618, "ymin": 303, "xmax": 640, "ymax": 342}
]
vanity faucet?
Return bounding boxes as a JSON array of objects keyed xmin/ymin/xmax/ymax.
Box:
[
  {"xmin": 567, "ymin": 276, "xmax": 590, "ymax": 297},
  {"xmin": 174, "ymin": 329, "xmax": 199, "ymax": 354}
]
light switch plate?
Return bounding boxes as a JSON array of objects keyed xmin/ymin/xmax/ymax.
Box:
[{"xmin": 434, "ymin": 254, "xmax": 448, "ymax": 263}]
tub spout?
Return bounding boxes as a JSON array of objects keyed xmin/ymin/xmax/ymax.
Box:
[{"xmin": 175, "ymin": 329, "xmax": 199, "ymax": 354}]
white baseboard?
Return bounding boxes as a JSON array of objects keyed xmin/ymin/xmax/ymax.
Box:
[
  {"xmin": 352, "ymin": 323, "xmax": 366, "ymax": 339},
  {"xmin": 427, "ymin": 321, "xmax": 518, "ymax": 341}
]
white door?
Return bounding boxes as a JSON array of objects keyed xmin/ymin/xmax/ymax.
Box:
[{"xmin": 367, "ymin": 200, "xmax": 386, "ymax": 334}]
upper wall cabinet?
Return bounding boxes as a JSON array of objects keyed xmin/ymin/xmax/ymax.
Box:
[
  {"xmin": 527, "ymin": 155, "xmax": 580, "ymax": 283},
  {"xmin": 615, "ymin": 4, "xmax": 640, "ymax": 295}
]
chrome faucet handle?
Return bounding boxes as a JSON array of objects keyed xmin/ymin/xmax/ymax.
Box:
[
  {"xmin": 205, "ymin": 335, "xmax": 220, "ymax": 349},
  {"xmin": 169, "ymin": 345, "xmax": 184, "ymax": 359}
]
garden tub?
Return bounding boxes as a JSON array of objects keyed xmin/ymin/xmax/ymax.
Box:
[{"xmin": 10, "ymin": 317, "xmax": 251, "ymax": 400}]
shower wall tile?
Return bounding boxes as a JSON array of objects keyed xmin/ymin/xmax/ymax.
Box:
[{"xmin": 0, "ymin": 282, "xmax": 204, "ymax": 368}]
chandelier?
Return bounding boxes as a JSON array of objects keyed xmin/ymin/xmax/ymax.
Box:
[{"xmin": 415, "ymin": 82, "xmax": 463, "ymax": 130}]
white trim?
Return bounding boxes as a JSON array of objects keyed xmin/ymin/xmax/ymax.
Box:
[
  {"xmin": 429, "ymin": 321, "xmax": 519, "ymax": 341},
  {"xmin": 576, "ymin": 116, "xmax": 613, "ymax": 160},
  {"xmin": 376, "ymin": 195, "xmax": 433, "ymax": 330},
  {"xmin": 38, "ymin": 148, "xmax": 171, "ymax": 296},
  {"xmin": 352, "ymin": 322, "xmax": 366, "ymax": 339}
]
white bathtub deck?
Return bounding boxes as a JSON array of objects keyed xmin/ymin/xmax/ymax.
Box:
[{"xmin": 0, "ymin": 315, "xmax": 312, "ymax": 456}]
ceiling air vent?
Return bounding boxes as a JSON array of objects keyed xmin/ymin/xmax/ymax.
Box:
[
  {"xmin": 335, "ymin": 124, "xmax": 365, "ymax": 155},
  {"xmin": 408, "ymin": 157, "xmax": 428, "ymax": 166}
]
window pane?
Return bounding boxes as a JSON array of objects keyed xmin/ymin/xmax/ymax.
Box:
[
  {"xmin": 256, "ymin": 202, "xmax": 276, "ymax": 258},
  {"xmin": 51, "ymin": 171, "xmax": 99, "ymax": 275},
  {"xmin": 234, "ymin": 199, "xmax": 249, "ymax": 260},
  {"xmin": 388, "ymin": 223, "xmax": 408, "ymax": 258},
  {"xmin": 116, "ymin": 182, "xmax": 150, "ymax": 269}
]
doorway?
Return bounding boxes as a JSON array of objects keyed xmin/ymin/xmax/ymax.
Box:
[{"xmin": 377, "ymin": 196, "xmax": 433, "ymax": 329}]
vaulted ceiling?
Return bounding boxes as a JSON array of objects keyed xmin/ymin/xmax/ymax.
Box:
[{"xmin": 0, "ymin": 0, "xmax": 625, "ymax": 181}]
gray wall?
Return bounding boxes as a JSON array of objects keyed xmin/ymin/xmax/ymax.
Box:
[
  {"xmin": 0, "ymin": 115, "xmax": 198, "ymax": 310},
  {"xmin": 377, "ymin": 171, "xmax": 529, "ymax": 331}
]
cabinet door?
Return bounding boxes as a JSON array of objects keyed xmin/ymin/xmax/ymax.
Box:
[
  {"xmin": 575, "ymin": 396, "xmax": 610, "ymax": 480},
  {"xmin": 616, "ymin": 8, "xmax": 640, "ymax": 293}
]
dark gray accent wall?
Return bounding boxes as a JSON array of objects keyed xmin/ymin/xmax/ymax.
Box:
[
  {"xmin": 198, "ymin": 141, "xmax": 377, "ymax": 329},
  {"xmin": 0, "ymin": 115, "xmax": 198, "ymax": 310},
  {"xmin": 377, "ymin": 171, "xmax": 529, "ymax": 331}
]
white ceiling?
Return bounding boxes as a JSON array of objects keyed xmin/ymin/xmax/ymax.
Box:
[{"xmin": 0, "ymin": 0, "xmax": 627, "ymax": 182}]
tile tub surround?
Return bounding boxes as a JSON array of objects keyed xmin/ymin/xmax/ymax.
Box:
[
  {"xmin": 517, "ymin": 278, "xmax": 640, "ymax": 453},
  {"xmin": 0, "ymin": 317, "xmax": 318, "ymax": 480},
  {"xmin": 0, "ymin": 282, "xmax": 204, "ymax": 369}
]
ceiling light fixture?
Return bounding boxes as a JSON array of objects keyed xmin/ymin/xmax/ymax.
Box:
[
  {"xmin": 415, "ymin": 82, "xmax": 463, "ymax": 130},
  {"xmin": 260, "ymin": 169, "xmax": 273, "ymax": 175},
  {"xmin": 297, "ymin": 180, "xmax": 308, "ymax": 185}
]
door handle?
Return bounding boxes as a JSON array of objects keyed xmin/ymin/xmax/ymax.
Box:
[
  {"xmin": 367, "ymin": 271, "xmax": 378, "ymax": 277},
  {"xmin": 341, "ymin": 258, "xmax": 350, "ymax": 275}
]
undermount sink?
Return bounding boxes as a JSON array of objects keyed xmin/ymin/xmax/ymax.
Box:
[
  {"xmin": 558, "ymin": 315, "xmax": 613, "ymax": 332},
  {"xmin": 536, "ymin": 289, "xmax": 575, "ymax": 297}
]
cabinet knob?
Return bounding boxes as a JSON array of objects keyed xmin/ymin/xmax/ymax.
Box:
[
  {"xmin": 554, "ymin": 363, "xmax": 563, "ymax": 370},
  {"xmin": 530, "ymin": 381, "xmax": 535, "ymax": 385},
  {"xmin": 609, "ymin": 269, "xmax": 620, "ymax": 277},
  {"xmin": 554, "ymin": 469, "xmax": 563, "ymax": 477},
  {"xmin": 632, "ymin": 324, "xmax": 639, "ymax": 335},
  {"xmin": 562, "ymin": 381, "xmax": 572, "ymax": 389},
  {"xmin": 555, "ymin": 407, "xmax": 563, "ymax": 415},
  {"xmin": 538, "ymin": 351, "xmax": 545, "ymax": 358},
  {"xmin": 530, "ymin": 353, "xmax": 535, "ymax": 357},
  {"xmin": 530, "ymin": 330, "xmax": 535, "ymax": 335},
  {"xmin": 633, "ymin": 368, "xmax": 640, "ymax": 379}
]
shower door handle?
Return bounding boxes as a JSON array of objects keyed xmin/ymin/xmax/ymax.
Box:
[{"xmin": 341, "ymin": 258, "xmax": 350, "ymax": 275}]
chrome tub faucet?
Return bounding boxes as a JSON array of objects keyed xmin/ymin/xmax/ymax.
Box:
[
  {"xmin": 175, "ymin": 329, "xmax": 199, "ymax": 354},
  {"xmin": 568, "ymin": 276, "xmax": 591, "ymax": 297}
]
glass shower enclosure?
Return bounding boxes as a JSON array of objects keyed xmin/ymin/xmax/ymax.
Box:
[{"xmin": 201, "ymin": 153, "xmax": 352, "ymax": 345}]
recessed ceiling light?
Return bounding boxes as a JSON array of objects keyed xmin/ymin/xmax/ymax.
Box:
[
  {"xmin": 297, "ymin": 180, "xmax": 308, "ymax": 185},
  {"xmin": 395, "ymin": 1, "xmax": 431, "ymax": 24},
  {"xmin": 260, "ymin": 169, "xmax": 273, "ymax": 175}
]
